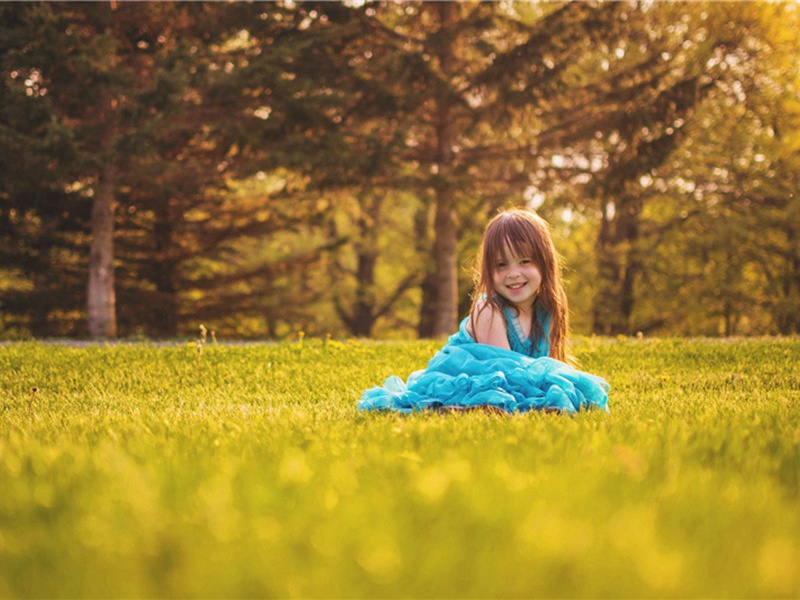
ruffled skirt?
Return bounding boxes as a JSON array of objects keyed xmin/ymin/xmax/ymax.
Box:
[{"xmin": 358, "ymin": 318, "xmax": 610, "ymax": 414}]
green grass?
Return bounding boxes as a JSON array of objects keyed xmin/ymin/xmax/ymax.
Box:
[{"xmin": 1, "ymin": 337, "xmax": 799, "ymax": 598}]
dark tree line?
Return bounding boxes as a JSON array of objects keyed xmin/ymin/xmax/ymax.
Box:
[{"xmin": 2, "ymin": 1, "xmax": 799, "ymax": 340}]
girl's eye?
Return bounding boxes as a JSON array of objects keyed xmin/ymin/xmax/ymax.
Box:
[
  {"xmin": 497, "ymin": 262, "xmax": 506, "ymax": 268},
  {"xmin": 520, "ymin": 259, "xmax": 531, "ymax": 264}
]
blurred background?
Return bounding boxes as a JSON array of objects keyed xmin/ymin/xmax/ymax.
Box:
[{"xmin": 1, "ymin": 1, "xmax": 798, "ymax": 341}]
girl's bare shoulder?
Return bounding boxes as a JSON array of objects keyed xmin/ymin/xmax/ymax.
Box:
[{"xmin": 469, "ymin": 298, "xmax": 510, "ymax": 349}]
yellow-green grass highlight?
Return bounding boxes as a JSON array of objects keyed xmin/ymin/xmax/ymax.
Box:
[{"xmin": 1, "ymin": 338, "xmax": 799, "ymax": 598}]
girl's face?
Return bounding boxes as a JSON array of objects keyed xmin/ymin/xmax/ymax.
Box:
[{"xmin": 492, "ymin": 246, "xmax": 542, "ymax": 310}]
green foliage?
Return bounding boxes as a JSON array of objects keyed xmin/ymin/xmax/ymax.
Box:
[
  {"xmin": 2, "ymin": 2, "xmax": 800, "ymax": 340},
  {"xmin": 1, "ymin": 338, "xmax": 798, "ymax": 597}
]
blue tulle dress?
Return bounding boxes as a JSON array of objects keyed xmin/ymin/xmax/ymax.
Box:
[{"xmin": 358, "ymin": 304, "xmax": 610, "ymax": 414}]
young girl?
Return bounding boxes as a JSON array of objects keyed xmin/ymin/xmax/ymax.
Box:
[{"xmin": 358, "ymin": 208, "xmax": 609, "ymax": 414}]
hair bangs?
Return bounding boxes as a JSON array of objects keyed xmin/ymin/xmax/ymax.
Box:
[{"xmin": 484, "ymin": 214, "xmax": 544, "ymax": 271}]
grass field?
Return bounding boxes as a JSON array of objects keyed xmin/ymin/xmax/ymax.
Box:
[{"xmin": 1, "ymin": 336, "xmax": 799, "ymax": 598}]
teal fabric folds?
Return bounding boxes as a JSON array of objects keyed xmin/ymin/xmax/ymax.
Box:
[{"xmin": 358, "ymin": 317, "xmax": 610, "ymax": 414}]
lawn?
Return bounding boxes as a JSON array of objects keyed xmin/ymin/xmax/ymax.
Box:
[{"xmin": 1, "ymin": 337, "xmax": 798, "ymax": 598}]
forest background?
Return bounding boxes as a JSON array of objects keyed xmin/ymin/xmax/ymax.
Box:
[{"xmin": 1, "ymin": 1, "xmax": 799, "ymax": 342}]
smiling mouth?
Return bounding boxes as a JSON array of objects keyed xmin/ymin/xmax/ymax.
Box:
[{"xmin": 506, "ymin": 282, "xmax": 526, "ymax": 290}]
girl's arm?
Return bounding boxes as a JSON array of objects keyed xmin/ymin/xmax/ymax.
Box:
[{"xmin": 468, "ymin": 299, "xmax": 511, "ymax": 350}]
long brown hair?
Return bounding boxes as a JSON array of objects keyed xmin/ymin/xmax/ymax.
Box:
[{"xmin": 470, "ymin": 208, "xmax": 569, "ymax": 362}]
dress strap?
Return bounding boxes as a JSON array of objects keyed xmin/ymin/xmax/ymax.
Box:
[
  {"xmin": 497, "ymin": 296, "xmax": 551, "ymax": 358},
  {"xmin": 501, "ymin": 304, "xmax": 533, "ymax": 356},
  {"xmin": 533, "ymin": 309, "xmax": 552, "ymax": 358}
]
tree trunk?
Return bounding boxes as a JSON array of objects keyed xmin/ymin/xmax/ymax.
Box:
[
  {"xmin": 618, "ymin": 195, "xmax": 642, "ymax": 330},
  {"xmin": 350, "ymin": 194, "xmax": 382, "ymax": 337},
  {"xmin": 723, "ymin": 299, "xmax": 735, "ymax": 337},
  {"xmin": 433, "ymin": 188, "xmax": 458, "ymax": 336},
  {"xmin": 791, "ymin": 250, "xmax": 800, "ymax": 334},
  {"xmin": 778, "ymin": 224, "xmax": 800, "ymax": 335},
  {"xmin": 152, "ymin": 201, "xmax": 179, "ymax": 338},
  {"xmin": 592, "ymin": 198, "xmax": 620, "ymax": 335},
  {"xmin": 592, "ymin": 193, "xmax": 641, "ymax": 335},
  {"xmin": 333, "ymin": 193, "xmax": 382, "ymax": 337},
  {"xmin": 87, "ymin": 163, "xmax": 118, "ymax": 339},
  {"xmin": 431, "ymin": 2, "xmax": 459, "ymax": 337},
  {"xmin": 415, "ymin": 203, "xmax": 437, "ymax": 338}
]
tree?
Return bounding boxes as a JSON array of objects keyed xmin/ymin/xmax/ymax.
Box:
[
  {"xmin": 632, "ymin": 2, "xmax": 800, "ymax": 335},
  {"xmin": 517, "ymin": 2, "xmax": 795, "ymax": 334},
  {"xmin": 1, "ymin": 3, "xmax": 89, "ymax": 336},
  {"xmin": 1, "ymin": 3, "xmax": 209, "ymax": 338},
  {"xmin": 2, "ymin": 2, "xmax": 335, "ymax": 338},
  {"xmin": 5, "ymin": 1, "xmax": 800, "ymax": 341},
  {"xmin": 246, "ymin": 2, "xmax": 633, "ymax": 337}
]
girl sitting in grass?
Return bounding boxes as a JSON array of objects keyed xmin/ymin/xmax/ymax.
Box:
[{"xmin": 358, "ymin": 208, "xmax": 609, "ymax": 414}]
